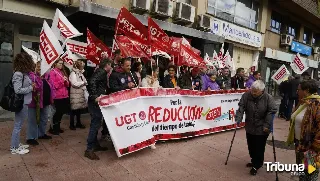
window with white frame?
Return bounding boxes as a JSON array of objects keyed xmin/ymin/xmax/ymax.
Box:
[{"xmin": 207, "ymin": 0, "xmax": 259, "ymax": 30}]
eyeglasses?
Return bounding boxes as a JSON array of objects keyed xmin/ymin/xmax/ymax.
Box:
[{"xmin": 168, "ymin": 69, "xmax": 175, "ymax": 72}]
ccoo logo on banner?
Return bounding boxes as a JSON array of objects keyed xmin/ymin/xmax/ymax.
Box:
[{"xmin": 271, "ymin": 64, "xmax": 290, "ymax": 85}]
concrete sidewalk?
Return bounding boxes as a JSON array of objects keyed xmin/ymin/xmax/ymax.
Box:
[{"xmin": 0, "ymin": 114, "xmax": 298, "ymax": 181}]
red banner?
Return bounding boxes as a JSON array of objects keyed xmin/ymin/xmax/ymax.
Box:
[
  {"xmin": 148, "ymin": 17, "xmax": 172, "ymax": 53},
  {"xmin": 115, "ymin": 35, "xmax": 150, "ymax": 58},
  {"xmin": 86, "ymin": 28, "xmax": 112, "ymax": 65},
  {"xmin": 179, "ymin": 44, "xmax": 205, "ymax": 67},
  {"xmin": 115, "ymin": 7, "xmax": 148, "ymax": 45}
]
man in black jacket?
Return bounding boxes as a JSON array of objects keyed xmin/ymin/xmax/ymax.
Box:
[
  {"xmin": 231, "ymin": 68, "xmax": 245, "ymax": 90},
  {"xmin": 286, "ymin": 74, "xmax": 300, "ymax": 121},
  {"xmin": 235, "ymin": 80, "xmax": 277, "ymax": 176},
  {"xmin": 109, "ymin": 58, "xmax": 138, "ymax": 93},
  {"xmin": 84, "ymin": 59, "xmax": 112, "ymax": 160}
]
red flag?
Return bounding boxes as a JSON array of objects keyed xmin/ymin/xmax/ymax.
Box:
[
  {"xmin": 115, "ymin": 7, "xmax": 148, "ymax": 44},
  {"xmin": 86, "ymin": 28, "xmax": 112, "ymax": 65},
  {"xmin": 179, "ymin": 44, "xmax": 205, "ymax": 67},
  {"xmin": 115, "ymin": 35, "xmax": 150, "ymax": 58},
  {"xmin": 171, "ymin": 37, "xmax": 200, "ymax": 56},
  {"xmin": 148, "ymin": 17, "xmax": 172, "ymax": 53}
]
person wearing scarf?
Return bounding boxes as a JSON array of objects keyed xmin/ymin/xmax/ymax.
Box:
[{"xmin": 286, "ymin": 80, "xmax": 320, "ymax": 181}]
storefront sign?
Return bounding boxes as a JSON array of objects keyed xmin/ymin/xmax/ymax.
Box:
[
  {"xmin": 290, "ymin": 41, "xmax": 312, "ymax": 56},
  {"xmin": 210, "ymin": 19, "xmax": 262, "ymax": 48}
]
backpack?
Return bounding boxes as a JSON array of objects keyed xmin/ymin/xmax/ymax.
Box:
[{"xmin": 0, "ymin": 74, "xmax": 25, "ymax": 112}]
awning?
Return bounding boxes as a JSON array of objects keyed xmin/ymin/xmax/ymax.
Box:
[{"xmin": 65, "ymin": 0, "xmax": 224, "ymax": 43}]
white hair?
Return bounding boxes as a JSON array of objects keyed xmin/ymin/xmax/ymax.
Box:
[{"xmin": 251, "ymin": 80, "xmax": 265, "ymax": 91}]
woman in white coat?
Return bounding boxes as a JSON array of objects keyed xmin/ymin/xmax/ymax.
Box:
[{"xmin": 69, "ymin": 60, "xmax": 88, "ymax": 130}]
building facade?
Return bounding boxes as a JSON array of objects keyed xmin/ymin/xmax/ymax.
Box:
[
  {"xmin": 260, "ymin": 0, "xmax": 320, "ymax": 96},
  {"xmin": 0, "ymin": 0, "xmax": 63, "ymax": 98}
]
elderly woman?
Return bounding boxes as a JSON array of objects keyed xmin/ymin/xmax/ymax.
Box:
[
  {"xmin": 287, "ymin": 80, "xmax": 320, "ymax": 181},
  {"xmin": 235, "ymin": 80, "xmax": 277, "ymax": 175}
]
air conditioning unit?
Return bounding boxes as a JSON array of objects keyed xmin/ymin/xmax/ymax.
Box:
[
  {"xmin": 152, "ymin": 0, "xmax": 174, "ymax": 18},
  {"xmin": 131, "ymin": 0, "xmax": 150, "ymax": 12},
  {"xmin": 313, "ymin": 47, "xmax": 320, "ymax": 54},
  {"xmin": 174, "ymin": 2, "xmax": 196, "ymax": 23},
  {"xmin": 197, "ymin": 14, "xmax": 212, "ymax": 31},
  {"xmin": 280, "ymin": 34, "xmax": 293, "ymax": 46}
]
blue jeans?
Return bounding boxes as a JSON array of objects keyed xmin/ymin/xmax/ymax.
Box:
[
  {"xmin": 27, "ymin": 106, "xmax": 50, "ymax": 139},
  {"xmin": 87, "ymin": 100, "xmax": 103, "ymax": 151},
  {"xmin": 11, "ymin": 105, "xmax": 28, "ymax": 149}
]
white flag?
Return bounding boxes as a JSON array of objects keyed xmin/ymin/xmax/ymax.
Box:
[
  {"xmin": 65, "ymin": 39, "xmax": 87, "ymax": 58},
  {"xmin": 230, "ymin": 58, "xmax": 236, "ymax": 77},
  {"xmin": 60, "ymin": 51, "xmax": 74, "ymax": 70},
  {"xmin": 51, "ymin": 9, "xmax": 82, "ymax": 46},
  {"xmin": 290, "ymin": 53, "xmax": 308, "ymax": 74},
  {"xmin": 39, "ymin": 20, "xmax": 63, "ymax": 76},
  {"xmin": 250, "ymin": 51, "xmax": 259, "ymax": 72},
  {"xmin": 204, "ymin": 53, "xmax": 214, "ymax": 66},
  {"xmin": 22, "ymin": 45, "xmax": 40, "ymax": 63},
  {"xmin": 271, "ymin": 65, "xmax": 290, "ymax": 85}
]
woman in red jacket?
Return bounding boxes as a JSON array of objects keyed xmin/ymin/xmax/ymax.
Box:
[{"xmin": 48, "ymin": 59, "xmax": 70, "ymax": 135}]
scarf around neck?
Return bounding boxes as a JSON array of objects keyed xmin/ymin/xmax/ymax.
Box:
[{"xmin": 286, "ymin": 94, "xmax": 320, "ymax": 146}]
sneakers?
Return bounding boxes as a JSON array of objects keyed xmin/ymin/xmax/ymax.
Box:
[
  {"xmin": 150, "ymin": 144, "xmax": 156, "ymax": 149},
  {"xmin": 11, "ymin": 146, "xmax": 29, "ymax": 155},
  {"xmin": 26, "ymin": 139, "xmax": 39, "ymax": 146},
  {"xmin": 19, "ymin": 143, "xmax": 29, "ymax": 149}
]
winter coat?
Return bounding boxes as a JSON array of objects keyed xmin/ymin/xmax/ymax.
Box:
[
  {"xmin": 49, "ymin": 68, "xmax": 69, "ymax": 99},
  {"xmin": 216, "ymin": 75, "xmax": 231, "ymax": 90},
  {"xmin": 235, "ymin": 91, "xmax": 277, "ymax": 135},
  {"xmin": 245, "ymin": 75, "xmax": 256, "ymax": 88},
  {"xmin": 162, "ymin": 75, "xmax": 178, "ymax": 88},
  {"xmin": 109, "ymin": 66, "xmax": 138, "ymax": 93},
  {"xmin": 288, "ymin": 78, "xmax": 300, "ymax": 99},
  {"xmin": 87, "ymin": 68, "xmax": 109, "ymax": 103},
  {"xmin": 28, "ymin": 72, "xmax": 43, "ymax": 108},
  {"xmin": 231, "ymin": 75, "xmax": 245, "ymax": 89},
  {"xmin": 141, "ymin": 75, "xmax": 161, "ymax": 88},
  {"xmin": 202, "ymin": 75, "xmax": 220, "ymax": 91},
  {"xmin": 69, "ymin": 68, "xmax": 88, "ymax": 110},
  {"xmin": 192, "ymin": 76, "xmax": 202, "ymax": 91},
  {"xmin": 12, "ymin": 72, "xmax": 33, "ymax": 105},
  {"xmin": 178, "ymin": 73, "xmax": 192, "ymax": 90}
]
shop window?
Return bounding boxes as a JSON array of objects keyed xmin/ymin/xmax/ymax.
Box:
[
  {"xmin": 287, "ymin": 23, "xmax": 298, "ymax": 39},
  {"xmin": 0, "ymin": 22, "xmax": 14, "ymax": 62},
  {"xmin": 303, "ymin": 28, "xmax": 311, "ymax": 44},
  {"xmin": 270, "ymin": 11, "xmax": 281, "ymax": 34},
  {"xmin": 207, "ymin": 0, "xmax": 259, "ymax": 30},
  {"xmin": 312, "ymin": 33, "xmax": 320, "ymax": 46},
  {"xmin": 19, "ymin": 23, "xmax": 42, "ymax": 37}
]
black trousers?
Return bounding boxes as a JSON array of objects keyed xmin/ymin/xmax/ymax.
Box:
[
  {"xmin": 246, "ymin": 133, "xmax": 269, "ymax": 169},
  {"xmin": 101, "ymin": 118, "xmax": 110, "ymax": 136},
  {"xmin": 52, "ymin": 98, "xmax": 69, "ymax": 132},
  {"xmin": 70, "ymin": 109, "xmax": 82, "ymax": 127}
]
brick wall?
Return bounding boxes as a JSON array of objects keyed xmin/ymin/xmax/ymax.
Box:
[{"xmin": 293, "ymin": 0, "xmax": 320, "ymax": 18}]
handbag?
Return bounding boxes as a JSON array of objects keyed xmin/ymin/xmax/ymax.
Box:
[{"xmin": 0, "ymin": 74, "xmax": 25, "ymax": 112}]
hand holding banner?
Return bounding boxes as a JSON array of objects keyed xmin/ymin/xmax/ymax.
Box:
[
  {"xmin": 271, "ymin": 65, "xmax": 290, "ymax": 85},
  {"xmin": 39, "ymin": 20, "xmax": 63, "ymax": 76}
]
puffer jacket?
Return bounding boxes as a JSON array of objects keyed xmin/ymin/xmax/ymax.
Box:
[
  {"xmin": 109, "ymin": 66, "xmax": 138, "ymax": 93},
  {"xmin": 235, "ymin": 91, "xmax": 277, "ymax": 135},
  {"xmin": 87, "ymin": 68, "xmax": 109, "ymax": 103},
  {"xmin": 49, "ymin": 68, "xmax": 69, "ymax": 99},
  {"xmin": 69, "ymin": 68, "xmax": 87, "ymax": 110}
]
